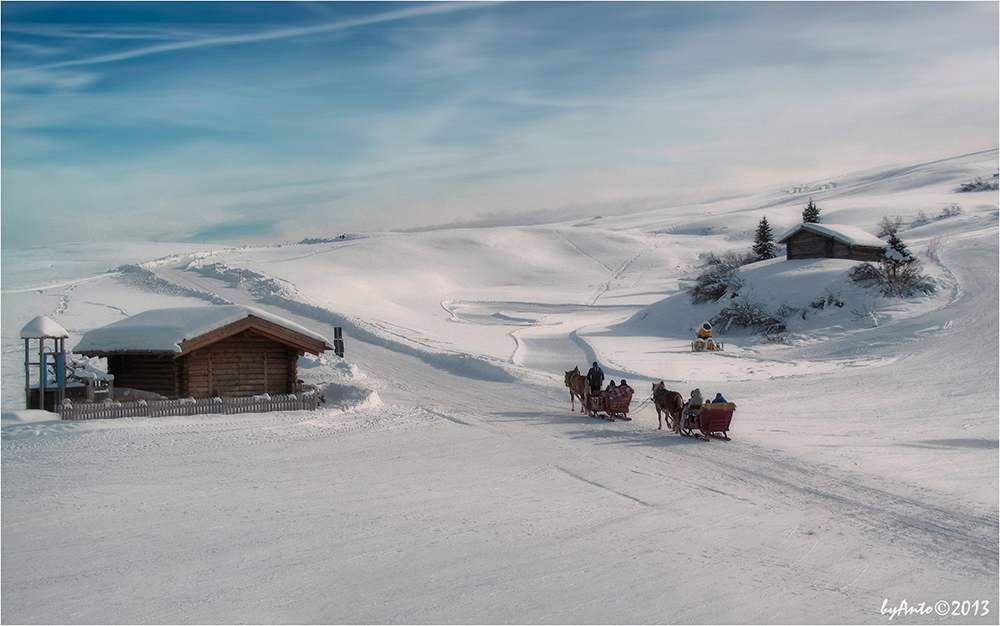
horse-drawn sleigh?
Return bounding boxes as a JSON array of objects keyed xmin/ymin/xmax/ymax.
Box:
[
  {"xmin": 679, "ymin": 402, "xmax": 736, "ymax": 440},
  {"xmin": 588, "ymin": 386, "xmax": 633, "ymax": 421},
  {"xmin": 563, "ymin": 367, "xmax": 634, "ymax": 421},
  {"xmin": 651, "ymin": 381, "xmax": 735, "ymax": 441},
  {"xmin": 566, "ymin": 370, "xmax": 735, "ymax": 438}
]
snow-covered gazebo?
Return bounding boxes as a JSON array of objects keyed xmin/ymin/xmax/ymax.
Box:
[
  {"xmin": 74, "ymin": 305, "xmax": 334, "ymax": 400},
  {"xmin": 776, "ymin": 223, "xmax": 886, "ymax": 262},
  {"xmin": 21, "ymin": 316, "xmax": 69, "ymax": 410}
]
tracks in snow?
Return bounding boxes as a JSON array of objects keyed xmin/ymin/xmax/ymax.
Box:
[
  {"xmin": 122, "ymin": 248, "xmax": 999, "ymax": 586},
  {"xmin": 648, "ymin": 436, "xmax": 999, "ymax": 580}
]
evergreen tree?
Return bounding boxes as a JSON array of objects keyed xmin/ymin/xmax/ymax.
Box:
[
  {"xmin": 752, "ymin": 216, "xmax": 776, "ymax": 260},
  {"xmin": 802, "ymin": 198, "xmax": 822, "ymax": 223},
  {"xmin": 882, "ymin": 232, "xmax": 914, "ymax": 279}
]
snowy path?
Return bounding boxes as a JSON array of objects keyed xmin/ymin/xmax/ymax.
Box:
[{"xmin": 4, "ymin": 372, "xmax": 995, "ymax": 624}]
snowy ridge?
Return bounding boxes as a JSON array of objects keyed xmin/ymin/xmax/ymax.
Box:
[{"xmin": 177, "ymin": 259, "xmax": 518, "ymax": 382}]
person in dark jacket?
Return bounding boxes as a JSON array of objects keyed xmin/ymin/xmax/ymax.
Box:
[{"xmin": 587, "ymin": 362, "xmax": 604, "ymax": 395}]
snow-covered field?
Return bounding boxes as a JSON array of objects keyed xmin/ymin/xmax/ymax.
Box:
[{"xmin": 2, "ymin": 151, "xmax": 998, "ymax": 624}]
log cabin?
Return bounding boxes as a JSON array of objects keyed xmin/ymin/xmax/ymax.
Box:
[
  {"xmin": 776, "ymin": 223, "xmax": 886, "ymax": 262},
  {"xmin": 74, "ymin": 306, "xmax": 333, "ymax": 399}
]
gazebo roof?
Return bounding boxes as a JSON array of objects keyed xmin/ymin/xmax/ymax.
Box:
[{"xmin": 20, "ymin": 316, "xmax": 69, "ymax": 339}]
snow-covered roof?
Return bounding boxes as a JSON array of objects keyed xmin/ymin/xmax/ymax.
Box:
[
  {"xmin": 20, "ymin": 316, "xmax": 69, "ymax": 339},
  {"xmin": 776, "ymin": 223, "xmax": 886, "ymax": 248},
  {"xmin": 73, "ymin": 305, "xmax": 334, "ymax": 354}
]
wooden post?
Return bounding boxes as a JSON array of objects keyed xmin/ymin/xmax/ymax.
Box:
[
  {"xmin": 334, "ymin": 327, "xmax": 344, "ymax": 358},
  {"xmin": 38, "ymin": 338, "xmax": 46, "ymax": 411},
  {"xmin": 24, "ymin": 338, "xmax": 31, "ymax": 409},
  {"xmin": 57, "ymin": 337, "xmax": 66, "ymax": 406}
]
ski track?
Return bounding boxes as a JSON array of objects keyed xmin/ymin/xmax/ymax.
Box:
[
  {"xmin": 589, "ymin": 251, "xmax": 643, "ymax": 306},
  {"xmin": 707, "ymin": 444, "xmax": 999, "ymax": 578}
]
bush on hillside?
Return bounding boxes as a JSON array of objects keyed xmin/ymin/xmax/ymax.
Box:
[
  {"xmin": 911, "ymin": 204, "xmax": 964, "ymax": 229},
  {"xmin": 689, "ymin": 251, "xmax": 755, "ymax": 304},
  {"xmin": 959, "ymin": 176, "xmax": 999, "ymax": 192},
  {"xmin": 810, "ymin": 290, "xmax": 845, "ymax": 309},
  {"xmin": 849, "ymin": 260, "xmax": 935, "ymax": 297},
  {"xmin": 850, "ymin": 232, "xmax": 935, "ymax": 297},
  {"xmin": 876, "ymin": 215, "xmax": 903, "ymax": 237},
  {"xmin": 711, "ymin": 296, "xmax": 787, "ymax": 337}
]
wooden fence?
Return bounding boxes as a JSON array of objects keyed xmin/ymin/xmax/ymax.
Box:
[{"xmin": 58, "ymin": 390, "xmax": 321, "ymax": 421}]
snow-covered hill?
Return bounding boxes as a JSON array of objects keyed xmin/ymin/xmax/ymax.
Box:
[{"xmin": 2, "ymin": 151, "xmax": 997, "ymax": 623}]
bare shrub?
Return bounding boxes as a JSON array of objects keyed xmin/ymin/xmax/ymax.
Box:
[
  {"xmin": 876, "ymin": 215, "xmax": 904, "ymax": 237},
  {"xmin": 852, "ymin": 302, "xmax": 881, "ymax": 326},
  {"xmin": 959, "ymin": 176, "xmax": 999, "ymax": 192},
  {"xmin": 689, "ymin": 251, "xmax": 755, "ymax": 304},
  {"xmin": 810, "ymin": 290, "xmax": 844, "ymax": 309},
  {"xmin": 940, "ymin": 203, "xmax": 963, "ymax": 218},
  {"xmin": 849, "ymin": 261, "xmax": 935, "ymax": 297},
  {"xmin": 712, "ymin": 296, "xmax": 787, "ymax": 336},
  {"xmin": 848, "ymin": 262, "xmax": 882, "ymax": 284}
]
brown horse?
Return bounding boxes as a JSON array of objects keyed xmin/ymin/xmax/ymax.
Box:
[
  {"xmin": 651, "ymin": 381, "xmax": 684, "ymax": 432},
  {"xmin": 564, "ymin": 367, "xmax": 591, "ymax": 414}
]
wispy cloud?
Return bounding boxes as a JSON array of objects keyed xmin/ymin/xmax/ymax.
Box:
[
  {"xmin": 17, "ymin": 2, "xmax": 496, "ymax": 70},
  {"xmin": 1, "ymin": 2, "xmax": 996, "ymax": 247}
]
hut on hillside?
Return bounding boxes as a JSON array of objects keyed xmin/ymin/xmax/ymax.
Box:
[
  {"xmin": 74, "ymin": 306, "xmax": 333, "ymax": 399},
  {"xmin": 776, "ymin": 223, "xmax": 886, "ymax": 262}
]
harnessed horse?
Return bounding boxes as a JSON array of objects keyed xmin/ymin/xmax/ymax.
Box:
[
  {"xmin": 564, "ymin": 367, "xmax": 591, "ymax": 414},
  {"xmin": 651, "ymin": 381, "xmax": 684, "ymax": 432}
]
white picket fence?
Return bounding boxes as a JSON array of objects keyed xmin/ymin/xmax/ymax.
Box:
[{"xmin": 58, "ymin": 390, "xmax": 321, "ymax": 421}]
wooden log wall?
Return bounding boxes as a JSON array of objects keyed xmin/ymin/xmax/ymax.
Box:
[
  {"xmin": 786, "ymin": 231, "xmax": 833, "ymax": 259},
  {"xmin": 183, "ymin": 332, "xmax": 299, "ymax": 398},
  {"xmin": 786, "ymin": 231, "xmax": 883, "ymax": 262},
  {"xmin": 108, "ymin": 355, "xmax": 180, "ymax": 398},
  {"xmin": 848, "ymin": 246, "xmax": 885, "ymax": 262}
]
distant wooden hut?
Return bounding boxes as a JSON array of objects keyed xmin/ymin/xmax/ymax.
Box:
[
  {"xmin": 776, "ymin": 223, "xmax": 886, "ymax": 262},
  {"xmin": 74, "ymin": 306, "xmax": 333, "ymax": 399}
]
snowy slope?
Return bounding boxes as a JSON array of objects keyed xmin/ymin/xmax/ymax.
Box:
[{"xmin": 2, "ymin": 151, "xmax": 997, "ymax": 624}]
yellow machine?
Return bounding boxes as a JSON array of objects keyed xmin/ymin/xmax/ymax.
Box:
[{"xmin": 691, "ymin": 321, "xmax": 724, "ymax": 352}]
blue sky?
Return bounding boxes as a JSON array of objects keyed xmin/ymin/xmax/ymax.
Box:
[{"xmin": 2, "ymin": 1, "xmax": 997, "ymax": 247}]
